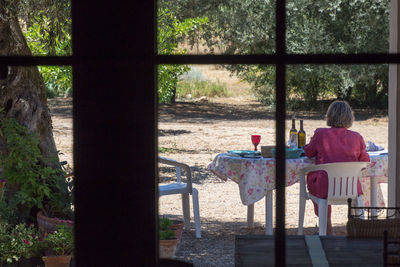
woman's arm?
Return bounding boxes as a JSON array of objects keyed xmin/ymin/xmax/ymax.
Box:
[
  {"xmin": 303, "ymin": 128, "xmax": 320, "ymax": 158},
  {"xmin": 358, "ymin": 135, "xmax": 370, "ymax": 162}
]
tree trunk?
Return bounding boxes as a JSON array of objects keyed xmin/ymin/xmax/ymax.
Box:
[
  {"xmin": 0, "ymin": 11, "xmax": 69, "ymax": 218},
  {"xmin": 0, "ymin": 14, "xmax": 59, "ymax": 164}
]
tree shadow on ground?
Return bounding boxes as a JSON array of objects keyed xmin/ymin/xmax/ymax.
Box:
[
  {"xmin": 158, "ymin": 101, "xmax": 387, "ymax": 124},
  {"xmin": 159, "ymin": 165, "xmax": 220, "ymax": 185},
  {"xmin": 158, "ymin": 165, "xmax": 223, "ymax": 185},
  {"xmin": 159, "ymin": 129, "xmax": 191, "ymax": 136},
  {"xmin": 48, "ymin": 98, "xmax": 72, "ymax": 119},
  {"xmin": 159, "ymin": 214, "xmax": 348, "ymax": 267}
]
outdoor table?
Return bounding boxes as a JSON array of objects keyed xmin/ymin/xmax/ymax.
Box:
[
  {"xmin": 208, "ymin": 151, "xmax": 388, "ymax": 234},
  {"xmin": 235, "ymin": 235, "xmax": 384, "ymax": 266}
]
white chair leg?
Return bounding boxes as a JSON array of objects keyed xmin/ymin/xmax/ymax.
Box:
[
  {"xmin": 192, "ymin": 188, "xmax": 201, "ymax": 238},
  {"xmin": 298, "ymin": 195, "xmax": 306, "ymax": 235},
  {"xmin": 182, "ymin": 193, "xmax": 190, "ymax": 229},
  {"xmin": 318, "ymin": 199, "xmax": 328, "ymax": 236}
]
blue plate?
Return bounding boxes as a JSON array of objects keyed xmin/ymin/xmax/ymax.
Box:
[{"xmin": 228, "ymin": 150, "xmax": 261, "ymax": 157}]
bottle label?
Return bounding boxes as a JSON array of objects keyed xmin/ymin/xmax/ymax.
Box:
[
  {"xmin": 289, "ymin": 133, "xmax": 298, "ymax": 148},
  {"xmin": 298, "ymin": 133, "xmax": 305, "ymax": 147}
]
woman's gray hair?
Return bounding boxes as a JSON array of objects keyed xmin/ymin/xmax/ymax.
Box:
[{"xmin": 326, "ymin": 100, "xmax": 354, "ymax": 128}]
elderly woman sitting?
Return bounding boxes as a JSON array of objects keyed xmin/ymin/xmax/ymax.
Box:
[{"xmin": 303, "ymin": 100, "xmax": 370, "ymax": 235}]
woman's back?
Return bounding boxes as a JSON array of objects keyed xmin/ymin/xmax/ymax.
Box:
[{"xmin": 304, "ymin": 127, "xmax": 370, "ymax": 164}]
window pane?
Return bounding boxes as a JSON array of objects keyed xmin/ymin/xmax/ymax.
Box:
[
  {"xmin": 157, "ymin": 1, "xmax": 276, "ymax": 55},
  {"xmin": 286, "ymin": 0, "xmax": 389, "ymax": 54},
  {"xmin": 158, "ymin": 64, "xmax": 276, "ymax": 264},
  {"xmin": 286, "ymin": 64, "xmax": 388, "ymax": 232},
  {"xmin": 286, "ymin": 64, "xmax": 388, "ymax": 110},
  {"xmin": 1, "ymin": 1, "xmax": 71, "ymax": 56}
]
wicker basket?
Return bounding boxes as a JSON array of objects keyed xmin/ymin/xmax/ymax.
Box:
[
  {"xmin": 36, "ymin": 211, "xmax": 74, "ymax": 233},
  {"xmin": 347, "ymin": 218, "xmax": 400, "ymax": 238}
]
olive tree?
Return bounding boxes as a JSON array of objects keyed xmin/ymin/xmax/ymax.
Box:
[
  {"xmin": 162, "ymin": 0, "xmax": 389, "ymax": 108},
  {"xmin": 0, "ymin": 0, "xmax": 71, "ymax": 219}
]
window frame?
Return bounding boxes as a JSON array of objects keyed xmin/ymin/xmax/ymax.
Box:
[{"xmin": 0, "ymin": 0, "xmax": 399, "ymax": 265}]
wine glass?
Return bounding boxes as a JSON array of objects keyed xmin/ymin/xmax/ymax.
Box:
[{"xmin": 251, "ymin": 135, "xmax": 261, "ymax": 151}]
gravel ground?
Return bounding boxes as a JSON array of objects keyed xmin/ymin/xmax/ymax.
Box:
[{"xmin": 49, "ymin": 97, "xmax": 388, "ymax": 267}]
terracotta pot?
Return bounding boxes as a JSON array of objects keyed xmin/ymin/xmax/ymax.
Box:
[
  {"xmin": 159, "ymin": 239, "xmax": 178, "ymax": 259},
  {"xmin": 170, "ymin": 220, "xmax": 184, "ymax": 248},
  {"xmin": 37, "ymin": 211, "xmax": 74, "ymax": 233},
  {"xmin": 42, "ymin": 255, "xmax": 72, "ymax": 267},
  {"xmin": 170, "ymin": 220, "xmax": 184, "ymax": 231}
]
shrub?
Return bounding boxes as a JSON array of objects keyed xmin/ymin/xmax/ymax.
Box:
[
  {"xmin": 0, "ymin": 117, "xmax": 73, "ymax": 222},
  {"xmin": 176, "ymin": 80, "xmax": 229, "ymax": 98}
]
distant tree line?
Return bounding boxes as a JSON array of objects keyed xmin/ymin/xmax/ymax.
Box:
[{"xmin": 160, "ymin": 0, "xmax": 389, "ymax": 109}]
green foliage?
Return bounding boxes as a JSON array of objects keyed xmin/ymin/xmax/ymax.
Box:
[
  {"xmin": 0, "ymin": 118, "xmax": 73, "ymax": 221},
  {"xmin": 158, "ymin": 147, "xmax": 176, "ymax": 153},
  {"xmin": 0, "ymin": 223, "xmax": 44, "ymax": 265},
  {"xmin": 4, "ymin": 0, "xmax": 71, "ymax": 56},
  {"xmin": 0, "ymin": 180, "xmax": 18, "ymax": 226},
  {"xmin": 177, "ymin": 80, "xmax": 228, "ymax": 98},
  {"xmin": 24, "ymin": 16, "xmax": 72, "ymax": 97},
  {"xmin": 158, "ymin": 8, "xmax": 208, "ymax": 103},
  {"xmin": 44, "ymin": 225, "xmax": 74, "ymax": 256},
  {"xmin": 159, "ymin": 217, "xmax": 176, "ymax": 240},
  {"xmin": 158, "ymin": 64, "xmax": 190, "ymax": 103},
  {"xmin": 159, "ymin": 217, "xmax": 173, "ymax": 230},
  {"xmin": 5, "ymin": 1, "xmax": 73, "ymax": 97},
  {"xmin": 159, "ymin": 229, "xmax": 176, "ymax": 240},
  {"xmin": 163, "ymin": 0, "xmax": 389, "ymax": 109},
  {"xmin": 39, "ymin": 66, "xmax": 72, "ymax": 98}
]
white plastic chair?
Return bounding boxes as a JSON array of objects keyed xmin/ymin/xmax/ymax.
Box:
[
  {"xmin": 158, "ymin": 157, "xmax": 201, "ymax": 238},
  {"xmin": 298, "ymin": 161, "xmax": 368, "ymax": 236}
]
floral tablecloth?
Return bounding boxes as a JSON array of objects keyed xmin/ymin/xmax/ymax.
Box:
[{"xmin": 207, "ymin": 153, "xmax": 388, "ymax": 206}]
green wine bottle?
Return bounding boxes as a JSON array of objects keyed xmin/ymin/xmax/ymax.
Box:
[
  {"xmin": 289, "ymin": 119, "xmax": 297, "ymax": 148},
  {"xmin": 298, "ymin": 120, "xmax": 306, "ymax": 148}
]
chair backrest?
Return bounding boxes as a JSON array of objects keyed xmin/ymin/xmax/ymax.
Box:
[
  {"xmin": 158, "ymin": 156, "xmax": 192, "ymax": 192},
  {"xmin": 301, "ymin": 162, "xmax": 368, "ymax": 204},
  {"xmin": 159, "ymin": 156, "xmax": 182, "ymax": 183}
]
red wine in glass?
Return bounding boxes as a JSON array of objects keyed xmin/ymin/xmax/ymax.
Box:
[{"xmin": 251, "ymin": 135, "xmax": 261, "ymax": 151}]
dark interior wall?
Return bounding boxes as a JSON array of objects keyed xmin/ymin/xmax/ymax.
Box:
[{"xmin": 72, "ymin": 2, "xmax": 157, "ymax": 265}]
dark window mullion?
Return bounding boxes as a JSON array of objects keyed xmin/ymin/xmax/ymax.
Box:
[
  {"xmin": 0, "ymin": 56, "xmax": 72, "ymax": 66},
  {"xmin": 156, "ymin": 54, "xmax": 400, "ymax": 65},
  {"xmin": 275, "ymin": 0, "xmax": 286, "ymax": 266}
]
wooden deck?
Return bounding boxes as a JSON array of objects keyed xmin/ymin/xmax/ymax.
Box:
[{"xmin": 235, "ymin": 235, "xmax": 384, "ymax": 266}]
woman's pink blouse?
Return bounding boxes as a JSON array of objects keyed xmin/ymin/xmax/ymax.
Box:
[{"xmin": 303, "ymin": 127, "xmax": 370, "ymax": 199}]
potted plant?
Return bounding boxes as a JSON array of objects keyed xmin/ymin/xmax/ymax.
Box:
[
  {"xmin": 0, "ymin": 223, "xmax": 45, "ymax": 267},
  {"xmin": 159, "ymin": 218, "xmax": 179, "ymax": 259},
  {"xmin": 0, "ymin": 117, "xmax": 73, "ymax": 228},
  {"xmin": 42, "ymin": 225, "xmax": 74, "ymax": 267},
  {"xmin": 160, "ymin": 217, "xmax": 184, "ymax": 248}
]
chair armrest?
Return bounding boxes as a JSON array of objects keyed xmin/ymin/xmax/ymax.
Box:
[{"xmin": 158, "ymin": 157, "xmax": 193, "ymax": 192}]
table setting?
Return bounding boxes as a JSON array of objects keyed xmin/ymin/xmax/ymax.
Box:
[{"xmin": 207, "ymin": 134, "xmax": 388, "ymax": 234}]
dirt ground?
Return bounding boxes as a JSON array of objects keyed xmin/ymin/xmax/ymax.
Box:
[{"xmin": 49, "ymin": 95, "xmax": 389, "ymax": 267}]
